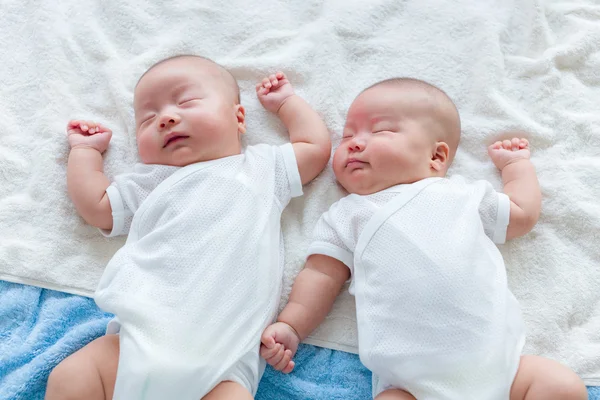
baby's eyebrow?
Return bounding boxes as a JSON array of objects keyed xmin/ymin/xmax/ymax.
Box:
[
  {"xmin": 370, "ymin": 115, "xmax": 395, "ymax": 124},
  {"xmin": 172, "ymin": 82, "xmax": 195, "ymax": 97},
  {"xmin": 135, "ymin": 101, "xmax": 153, "ymax": 111}
]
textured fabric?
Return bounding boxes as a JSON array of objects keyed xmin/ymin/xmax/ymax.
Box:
[
  {"xmin": 100, "ymin": 164, "xmax": 179, "ymax": 237},
  {"xmin": 308, "ymin": 177, "xmax": 522, "ymax": 399},
  {"xmin": 94, "ymin": 143, "xmax": 302, "ymax": 400},
  {"xmin": 1, "ymin": 281, "xmax": 598, "ymax": 400},
  {"xmin": 1, "ymin": 0, "xmax": 599, "ymax": 383}
]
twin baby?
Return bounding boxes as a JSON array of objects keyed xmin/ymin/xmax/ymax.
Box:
[{"xmin": 45, "ymin": 55, "xmax": 587, "ymax": 400}]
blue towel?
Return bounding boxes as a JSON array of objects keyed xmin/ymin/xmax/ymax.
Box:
[{"xmin": 0, "ymin": 280, "xmax": 597, "ymax": 400}]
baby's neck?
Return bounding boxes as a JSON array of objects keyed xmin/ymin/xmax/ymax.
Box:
[{"xmin": 348, "ymin": 172, "xmax": 447, "ymax": 196}]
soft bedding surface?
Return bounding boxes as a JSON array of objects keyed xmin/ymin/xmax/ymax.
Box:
[{"xmin": 0, "ymin": 0, "xmax": 599, "ymax": 385}]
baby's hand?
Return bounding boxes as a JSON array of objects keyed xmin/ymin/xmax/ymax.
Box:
[
  {"xmin": 488, "ymin": 138, "xmax": 530, "ymax": 170},
  {"xmin": 67, "ymin": 120, "xmax": 113, "ymax": 153},
  {"xmin": 256, "ymin": 72, "xmax": 295, "ymax": 114},
  {"xmin": 260, "ymin": 322, "xmax": 300, "ymax": 374}
]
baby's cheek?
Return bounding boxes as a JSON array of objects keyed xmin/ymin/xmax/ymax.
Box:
[
  {"xmin": 332, "ymin": 150, "xmax": 345, "ymax": 177},
  {"xmin": 137, "ymin": 134, "xmax": 157, "ymax": 163}
]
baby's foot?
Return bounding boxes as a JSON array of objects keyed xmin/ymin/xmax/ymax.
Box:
[
  {"xmin": 488, "ymin": 137, "xmax": 530, "ymax": 170},
  {"xmin": 256, "ymin": 72, "xmax": 295, "ymax": 113}
]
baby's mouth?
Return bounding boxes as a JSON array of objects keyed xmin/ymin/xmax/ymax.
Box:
[
  {"xmin": 163, "ymin": 133, "xmax": 190, "ymax": 148},
  {"xmin": 346, "ymin": 158, "xmax": 367, "ymax": 168}
]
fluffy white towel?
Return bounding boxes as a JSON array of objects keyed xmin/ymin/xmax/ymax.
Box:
[{"xmin": 0, "ymin": 0, "xmax": 598, "ymax": 385}]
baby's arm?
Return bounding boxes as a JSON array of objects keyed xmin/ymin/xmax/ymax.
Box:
[
  {"xmin": 66, "ymin": 120, "xmax": 113, "ymax": 230},
  {"xmin": 260, "ymin": 254, "xmax": 349, "ymax": 373},
  {"xmin": 488, "ymin": 137, "xmax": 541, "ymax": 240},
  {"xmin": 256, "ymin": 72, "xmax": 331, "ymax": 185}
]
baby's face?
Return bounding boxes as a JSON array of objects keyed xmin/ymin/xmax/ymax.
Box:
[
  {"xmin": 134, "ymin": 58, "xmax": 243, "ymax": 166},
  {"xmin": 333, "ymin": 86, "xmax": 439, "ymax": 195}
]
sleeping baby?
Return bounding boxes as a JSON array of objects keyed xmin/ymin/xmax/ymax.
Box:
[
  {"xmin": 260, "ymin": 78, "xmax": 587, "ymax": 400},
  {"xmin": 45, "ymin": 55, "xmax": 331, "ymax": 400}
]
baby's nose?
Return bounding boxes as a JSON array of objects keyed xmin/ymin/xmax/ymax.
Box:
[
  {"xmin": 350, "ymin": 138, "xmax": 366, "ymax": 151},
  {"xmin": 159, "ymin": 118, "xmax": 175, "ymax": 129}
]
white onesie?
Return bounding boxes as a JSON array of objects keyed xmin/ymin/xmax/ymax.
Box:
[
  {"xmin": 307, "ymin": 176, "xmax": 525, "ymax": 400},
  {"xmin": 94, "ymin": 143, "xmax": 302, "ymax": 400}
]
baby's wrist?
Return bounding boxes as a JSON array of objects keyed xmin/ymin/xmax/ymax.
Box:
[
  {"xmin": 500, "ymin": 156, "xmax": 530, "ymax": 171},
  {"xmin": 276, "ymin": 94, "xmax": 298, "ymax": 115},
  {"xmin": 70, "ymin": 145, "xmax": 107, "ymax": 156},
  {"xmin": 70, "ymin": 144, "xmax": 101, "ymax": 152},
  {"xmin": 277, "ymin": 320, "xmax": 301, "ymax": 342}
]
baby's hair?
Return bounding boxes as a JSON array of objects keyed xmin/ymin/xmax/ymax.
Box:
[
  {"xmin": 364, "ymin": 77, "xmax": 461, "ymax": 161},
  {"xmin": 137, "ymin": 55, "xmax": 241, "ymax": 104}
]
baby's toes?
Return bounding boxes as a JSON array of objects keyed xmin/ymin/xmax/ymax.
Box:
[
  {"xmin": 502, "ymin": 140, "xmax": 512, "ymax": 150},
  {"xmin": 511, "ymin": 138, "xmax": 520, "ymax": 151}
]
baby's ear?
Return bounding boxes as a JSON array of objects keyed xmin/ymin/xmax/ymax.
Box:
[
  {"xmin": 236, "ymin": 104, "xmax": 246, "ymax": 135},
  {"xmin": 430, "ymin": 141, "xmax": 449, "ymax": 172}
]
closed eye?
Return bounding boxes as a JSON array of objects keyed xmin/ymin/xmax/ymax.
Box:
[
  {"xmin": 140, "ymin": 114, "xmax": 156, "ymax": 125},
  {"xmin": 373, "ymin": 130, "xmax": 396, "ymax": 134},
  {"xmin": 179, "ymin": 98, "xmax": 199, "ymax": 105}
]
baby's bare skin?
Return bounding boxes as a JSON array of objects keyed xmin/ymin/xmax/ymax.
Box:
[
  {"xmin": 261, "ymin": 80, "xmax": 587, "ymax": 400},
  {"xmin": 47, "ymin": 57, "xmax": 331, "ymax": 400}
]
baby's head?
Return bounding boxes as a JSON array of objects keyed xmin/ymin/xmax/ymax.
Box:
[
  {"xmin": 333, "ymin": 78, "xmax": 461, "ymax": 195},
  {"xmin": 134, "ymin": 55, "xmax": 245, "ymax": 166}
]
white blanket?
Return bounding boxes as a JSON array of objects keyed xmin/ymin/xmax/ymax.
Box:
[{"xmin": 0, "ymin": 0, "xmax": 599, "ymax": 386}]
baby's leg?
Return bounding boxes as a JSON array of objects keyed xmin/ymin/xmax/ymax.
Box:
[
  {"xmin": 45, "ymin": 334, "xmax": 119, "ymax": 400},
  {"xmin": 375, "ymin": 389, "xmax": 416, "ymax": 400},
  {"xmin": 203, "ymin": 381, "xmax": 253, "ymax": 400},
  {"xmin": 510, "ymin": 355, "xmax": 587, "ymax": 400}
]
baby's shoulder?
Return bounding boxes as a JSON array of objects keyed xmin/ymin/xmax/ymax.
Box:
[
  {"xmin": 328, "ymin": 193, "xmax": 365, "ymax": 212},
  {"xmin": 114, "ymin": 163, "xmax": 178, "ymax": 185},
  {"xmin": 243, "ymin": 143, "xmax": 282, "ymax": 160},
  {"xmin": 318, "ymin": 194, "xmax": 373, "ymax": 227},
  {"xmin": 443, "ymin": 175, "xmax": 494, "ymax": 191}
]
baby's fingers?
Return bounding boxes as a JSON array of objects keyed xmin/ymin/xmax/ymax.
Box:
[
  {"xmin": 67, "ymin": 120, "xmax": 81, "ymax": 130},
  {"xmin": 266, "ymin": 344, "xmax": 286, "ymax": 369},
  {"xmin": 511, "ymin": 138, "xmax": 520, "ymax": 151},
  {"xmin": 79, "ymin": 120, "xmax": 100, "ymax": 133},
  {"xmin": 274, "ymin": 349, "xmax": 293, "ymax": 372},
  {"xmin": 519, "ymin": 138, "xmax": 529, "ymax": 149},
  {"xmin": 282, "ymin": 360, "xmax": 295, "ymax": 374},
  {"xmin": 260, "ymin": 338, "xmax": 279, "ymax": 359},
  {"xmin": 94, "ymin": 123, "xmax": 111, "ymax": 134}
]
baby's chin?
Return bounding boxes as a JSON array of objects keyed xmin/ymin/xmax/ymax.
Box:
[
  {"xmin": 138, "ymin": 149, "xmax": 201, "ymax": 167},
  {"xmin": 336, "ymin": 174, "xmax": 381, "ymax": 196},
  {"xmin": 337, "ymin": 172, "xmax": 431, "ymax": 195}
]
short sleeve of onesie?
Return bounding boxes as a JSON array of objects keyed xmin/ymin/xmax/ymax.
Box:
[
  {"xmin": 271, "ymin": 143, "xmax": 303, "ymax": 207},
  {"xmin": 306, "ymin": 200, "xmax": 355, "ymax": 277},
  {"xmin": 246, "ymin": 143, "xmax": 303, "ymax": 209},
  {"xmin": 100, "ymin": 164, "xmax": 179, "ymax": 237},
  {"xmin": 475, "ymin": 180, "xmax": 511, "ymax": 244}
]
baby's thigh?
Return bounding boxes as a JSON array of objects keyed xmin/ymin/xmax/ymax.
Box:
[
  {"xmin": 45, "ymin": 334, "xmax": 119, "ymax": 400},
  {"xmin": 375, "ymin": 388, "xmax": 416, "ymax": 400},
  {"xmin": 510, "ymin": 355, "xmax": 587, "ymax": 400},
  {"xmin": 203, "ymin": 381, "xmax": 253, "ymax": 400}
]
